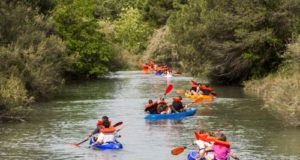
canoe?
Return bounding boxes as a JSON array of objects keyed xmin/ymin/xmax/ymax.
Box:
[
  {"xmin": 185, "ymin": 92, "xmax": 214, "ymax": 102},
  {"xmin": 89, "ymin": 137, "xmax": 123, "ymax": 150},
  {"xmin": 187, "ymin": 150, "xmax": 202, "ymax": 160},
  {"xmin": 144, "ymin": 108, "xmax": 197, "ymax": 120}
]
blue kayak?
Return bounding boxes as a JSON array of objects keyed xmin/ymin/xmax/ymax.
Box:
[
  {"xmin": 187, "ymin": 150, "xmax": 207, "ymax": 160},
  {"xmin": 144, "ymin": 108, "xmax": 197, "ymax": 120},
  {"xmin": 89, "ymin": 137, "xmax": 123, "ymax": 150},
  {"xmin": 187, "ymin": 150, "xmax": 206, "ymax": 160}
]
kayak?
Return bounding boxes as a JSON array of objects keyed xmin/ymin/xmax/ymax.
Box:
[
  {"xmin": 187, "ymin": 150, "xmax": 204, "ymax": 160},
  {"xmin": 185, "ymin": 92, "xmax": 214, "ymax": 102},
  {"xmin": 144, "ymin": 108, "xmax": 197, "ymax": 120},
  {"xmin": 89, "ymin": 137, "xmax": 123, "ymax": 150}
]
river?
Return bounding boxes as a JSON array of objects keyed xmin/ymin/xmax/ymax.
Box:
[{"xmin": 0, "ymin": 71, "xmax": 300, "ymax": 160}]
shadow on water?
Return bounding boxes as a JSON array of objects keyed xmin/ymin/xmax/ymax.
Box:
[{"xmin": 0, "ymin": 71, "xmax": 300, "ymax": 160}]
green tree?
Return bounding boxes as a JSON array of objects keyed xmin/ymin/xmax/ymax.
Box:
[
  {"xmin": 143, "ymin": 0, "xmax": 188, "ymax": 26},
  {"xmin": 168, "ymin": 0, "xmax": 300, "ymax": 84},
  {"xmin": 53, "ymin": 0, "xmax": 113, "ymax": 78},
  {"xmin": 114, "ymin": 7, "xmax": 153, "ymax": 53}
]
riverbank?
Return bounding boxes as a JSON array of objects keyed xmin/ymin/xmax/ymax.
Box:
[{"xmin": 244, "ymin": 38, "xmax": 300, "ymax": 127}]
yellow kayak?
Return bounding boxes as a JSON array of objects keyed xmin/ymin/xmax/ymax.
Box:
[{"xmin": 185, "ymin": 92, "xmax": 214, "ymax": 102}]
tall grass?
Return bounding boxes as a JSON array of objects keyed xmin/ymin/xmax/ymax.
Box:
[{"xmin": 244, "ymin": 38, "xmax": 300, "ymax": 127}]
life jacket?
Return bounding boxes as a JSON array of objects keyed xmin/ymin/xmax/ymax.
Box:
[
  {"xmin": 158, "ymin": 99, "xmax": 166, "ymax": 105},
  {"xmin": 157, "ymin": 103, "xmax": 168, "ymax": 113},
  {"xmin": 97, "ymin": 120, "xmax": 103, "ymax": 126},
  {"xmin": 206, "ymin": 136, "xmax": 217, "ymax": 142},
  {"xmin": 156, "ymin": 67, "xmax": 162, "ymax": 72},
  {"xmin": 144, "ymin": 101, "xmax": 157, "ymax": 109},
  {"xmin": 214, "ymin": 139, "xmax": 230, "ymax": 148},
  {"xmin": 142, "ymin": 64, "xmax": 149, "ymax": 70},
  {"xmin": 100, "ymin": 126, "xmax": 116, "ymax": 133},
  {"xmin": 96, "ymin": 120, "xmax": 111, "ymax": 126},
  {"xmin": 194, "ymin": 131, "xmax": 209, "ymax": 141},
  {"xmin": 200, "ymin": 86, "xmax": 212, "ymax": 92},
  {"xmin": 172, "ymin": 97, "xmax": 182, "ymax": 102}
]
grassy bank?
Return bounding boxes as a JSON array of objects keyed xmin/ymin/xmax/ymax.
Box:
[{"xmin": 244, "ymin": 38, "xmax": 300, "ymax": 127}]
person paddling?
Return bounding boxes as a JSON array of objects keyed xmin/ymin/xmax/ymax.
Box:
[
  {"xmin": 200, "ymin": 84, "xmax": 213, "ymax": 95},
  {"xmin": 169, "ymin": 96, "xmax": 185, "ymax": 113},
  {"xmin": 204, "ymin": 133, "xmax": 240, "ymax": 160},
  {"xmin": 144, "ymin": 99, "xmax": 158, "ymax": 114},
  {"xmin": 90, "ymin": 120, "xmax": 120, "ymax": 147},
  {"xmin": 75, "ymin": 116, "xmax": 110, "ymax": 146},
  {"xmin": 156, "ymin": 97, "xmax": 169, "ymax": 114}
]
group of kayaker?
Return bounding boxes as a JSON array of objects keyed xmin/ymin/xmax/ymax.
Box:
[
  {"xmin": 155, "ymin": 64, "xmax": 173, "ymax": 76},
  {"xmin": 193, "ymin": 129, "xmax": 240, "ymax": 160},
  {"xmin": 144, "ymin": 96, "xmax": 185, "ymax": 114},
  {"xmin": 141, "ymin": 60, "xmax": 178, "ymax": 76}
]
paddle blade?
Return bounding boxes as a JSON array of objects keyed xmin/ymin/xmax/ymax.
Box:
[
  {"xmin": 191, "ymin": 80, "xmax": 198, "ymax": 85},
  {"xmin": 165, "ymin": 84, "xmax": 173, "ymax": 95},
  {"xmin": 70, "ymin": 144, "xmax": 80, "ymax": 147},
  {"xmin": 171, "ymin": 146, "xmax": 186, "ymax": 155},
  {"xmin": 113, "ymin": 121, "xmax": 123, "ymax": 127},
  {"xmin": 176, "ymin": 89, "xmax": 185, "ymax": 94}
]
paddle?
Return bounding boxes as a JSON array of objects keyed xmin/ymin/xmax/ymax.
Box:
[
  {"xmin": 171, "ymin": 143, "xmax": 194, "ymax": 155},
  {"xmin": 171, "ymin": 146, "xmax": 186, "ymax": 155},
  {"xmin": 191, "ymin": 80, "xmax": 198, "ymax": 85},
  {"xmin": 72, "ymin": 121, "xmax": 123, "ymax": 147},
  {"xmin": 116, "ymin": 124, "xmax": 127, "ymax": 132},
  {"xmin": 164, "ymin": 84, "xmax": 173, "ymax": 97}
]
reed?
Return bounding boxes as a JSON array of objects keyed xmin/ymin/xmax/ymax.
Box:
[{"xmin": 244, "ymin": 38, "xmax": 300, "ymax": 127}]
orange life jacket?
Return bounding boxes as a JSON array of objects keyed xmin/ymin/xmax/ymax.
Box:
[
  {"xmin": 144, "ymin": 101, "xmax": 157, "ymax": 109},
  {"xmin": 96, "ymin": 120, "xmax": 111, "ymax": 126},
  {"xmin": 157, "ymin": 102, "xmax": 168, "ymax": 113},
  {"xmin": 205, "ymin": 136, "xmax": 217, "ymax": 142},
  {"xmin": 158, "ymin": 99, "xmax": 166, "ymax": 104},
  {"xmin": 194, "ymin": 131, "xmax": 209, "ymax": 141},
  {"xmin": 172, "ymin": 97, "xmax": 182, "ymax": 102},
  {"xmin": 100, "ymin": 126, "xmax": 116, "ymax": 133},
  {"xmin": 214, "ymin": 139, "xmax": 231, "ymax": 148},
  {"xmin": 97, "ymin": 120, "xmax": 103, "ymax": 126}
]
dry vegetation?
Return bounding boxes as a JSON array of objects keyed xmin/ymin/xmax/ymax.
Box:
[{"xmin": 244, "ymin": 38, "xmax": 300, "ymax": 127}]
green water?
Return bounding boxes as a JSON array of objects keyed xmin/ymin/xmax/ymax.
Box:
[{"xmin": 0, "ymin": 71, "xmax": 299, "ymax": 160}]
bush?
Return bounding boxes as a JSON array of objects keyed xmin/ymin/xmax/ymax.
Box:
[
  {"xmin": 244, "ymin": 37, "xmax": 300, "ymax": 127},
  {"xmin": 0, "ymin": 1, "xmax": 70, "ymax": 120}
]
